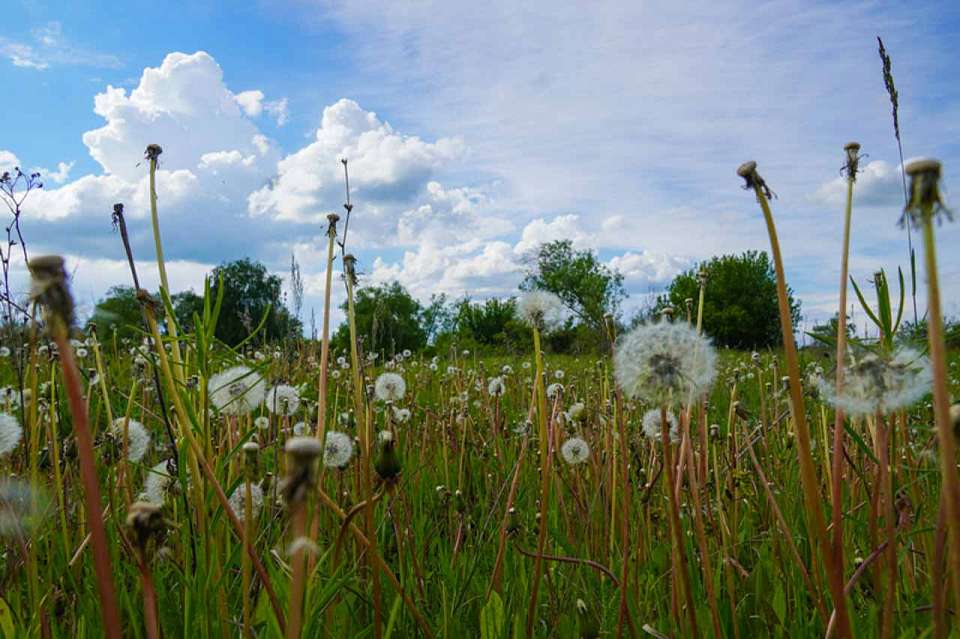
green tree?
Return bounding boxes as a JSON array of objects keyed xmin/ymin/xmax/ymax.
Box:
[
  {"xmin": 521, "ymin": 240, "xmax": 626, "ymax": 329},
  {"xmin": 172, "ymin": 290, "xmax": 204, "ymax": 334},
  {"xmin": 453, "ymin": 297, "xmax": 524, "ymax": 346},
  {"xmin": 209, "ymin": 259, "xmax": 301, "ymax": 346},
  {"xmin": 88, "ymin": 285, "xmax": 143, "ymax": 341},
  {"xmin": 657, "ymin": 251, "xmax": 801, "ymax": 349},
  {"xmin": 332, "ymin": 281, "xmax": 427, "ymax": 356}
]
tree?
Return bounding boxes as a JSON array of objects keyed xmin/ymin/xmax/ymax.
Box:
[
  {"xmin": 452, "ymin": 297, "xmax": 526, "ymax": 346},
  {"xmin": 209, "ymin": 259, "xmax": 301, "ymax": 346},
  {"xmin": 88, "ymin": 285, "xmax": 143, "ymax": 341},
  {"xmin": 172, "ymin": 291, "xmax": 204, "ymax": 334},
  {"xmin": 332, "ymin": 281, "xmax": 427, "ymax": 356},
  {"xmin": 806, "ymin": 312, "xmax": 854, "ymax": 348},
  {"xmin": 657, "ymin": 251, "xmax": 801, "ymax": 349},
  {"xmin": 521, "ymin": 240, "xmax": 626, "ymax": 329}
]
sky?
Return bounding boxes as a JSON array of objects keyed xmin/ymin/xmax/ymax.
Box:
[{"xmin": 2, "ymin": 0, "xmax": 959, "ymax": 339}]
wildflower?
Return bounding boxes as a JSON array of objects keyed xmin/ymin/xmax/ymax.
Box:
[
  {"xmin": 614, "ymin": 321, "xmax": 717, "ymax": 406},
  {"xmin": 488, "ymin": 376, "xmax": 506, "ymax": 397},
  {"xmin": 392, "ymin": 406, "xmax": 411, "ymax": 423},
  {"xmin": 501, "ymin": 365, "xmax": 513, "ymax": 375},
  {"xmin": 254, "ymin": 416, "xmax": 270, "ymax": 430},
  {"xmin": 561, "ymin": 437, "xmax": 590, "ymax": 465},
  {"xmin": 402, "ymin": 349, "xmax": 412, "ymax": 358},
  {"xmin": 642, "ymin": 409, "xmax": 680, "ymax": 444},
  {"xmin": 228, "ymin": 483, "xmax": 264, "ymax": 523},
  {"xmin": 374, "ymin": 373, "xmax": 406, "ymax": 402},
  {"xmin": 266, "ymin": 384, "xmax": 300, "ymax": 416},
  {"xmin": 0, "ymin": 347, "xmax": 8, "ymax": 357},
  {"xmin": 820, "ymin": 346, "xmax": 932, "ymax": 416},
  {"xmin": 517, "ymin": 290, "xmax": 564, "ymax": 330},
  {"xmin": 208, "ymin": 366, "xmax": 266, "ymax": 415},
  {"xmin": 522, "ymin": 361, "xmax": 532, "ymax": 370},
  {"xmin": 554, "ymin": 370, "xmax": 565, "ymax": 380},
  {"xmin": 323, "ymin": 431, "xmax": 354, "ymax": 468},
  {"xmin": 0, "ymin": 413, "xmax": 22, "ymax": 456},
  {"xmin": 547, "ymin": 383, "xmax": 563, "ymax": 399},
  {"xmin": 110, "ymin": 417, "xmax": 151, "ymax": 462},
  {"xmin": 292, "ymin": 421, "xmax": 307, "ymax": 436}
]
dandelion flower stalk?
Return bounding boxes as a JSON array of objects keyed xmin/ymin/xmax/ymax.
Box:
[
  {"xmin": 829, "ymin": 142, "xmax": 858, "ymax": 627},
  {"xmin": 904, "ymin": 158, "xmax": 960, "ymax": 622},
  {"xmin": 738, "ymin": 161, "xmax": 851, "ymax": 637},
  {"xmin": 28, "ymin": 255, "xmax": 123, "ymax": 639}
]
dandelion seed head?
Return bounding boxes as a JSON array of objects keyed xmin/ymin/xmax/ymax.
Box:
[
  {"xmin": 0, "ymin": 479, "xmax": 49, "ymax": 537},
  {"xmin": 614, "ymin": 321, "xmax": 716, "ymax": 406},
  {"xmin": 642, "ymin": 409, "xmax": 680, "ymax": 444},
  {"xmin": 374, "ymin": 373, "xmax": 406, "ymax": 402},
  {"xmin": 0, "ymin": 413, "xmax": 22, "ymax": 456},
  {"xmin": 561, "ymin": 437, "xmax": 590, "ymax": 465},
  {"xmin": 323, "ymin": 431, "xmax": 354, "ymax": 468},
  {"xmin": 228, "ymin": 482, "xmax": 263, "ymax": 523},
  {"xmin": 110, "ymin": 417, "xmax": 151, "ymax": 462},
  {"xmin": 487, "ymin": 376, "xmax": 506, "ymax": 397},
  {"xmin": 208, "ymin": 366, "xmax": 266, "ymax": 415},
  {"xmin": 547, "ymin": 383, "xmax": 563, "ymax": 399},
  {"xmin": 392, "ymin": 406, "xmax": 411, "ymax": 423},
  {"xmin": 139, "ymin": 461, "xmax": 175, "ymax": 505},
  {"xmin": 266, "ymin": 384, "xmax": 300, "ymax": 416},
  {"xmin": 254, "ymin": 416, "xmax": 270, "ymax": 430},
  {"xmin": 517, "ymin": 290, "xmax": 564, "ymax": 330},
  {"xmin": 820, "ymin": 346, "xmax": 932, "ymax": 416}
]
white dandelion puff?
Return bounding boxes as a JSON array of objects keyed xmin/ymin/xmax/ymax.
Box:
[
  {"xmin": 487, "ymin": 376, "xmax": 506, "ymax": 397},
  {"xmin": 517, "ymin": 290, "xmax": 564, "ymax": 330},
  {"xmin": 374, "ymin": 373, "xmax": 406, "ymax": 402},
  {"xmin": 208, "ymin": 366, "xmax": 266, "ymax": 415},
  {"xmin": 567, "ymin": 402, "xmax": 586, "ymax": 422},
  {"xmin": 820, "ymin": 346, "xmax": 932, "ymax": 416},
  {"xmin": 561, "ymin": 437, "xmax": 590, "ymax": 465},
  {"xmin": 266, "ymin": 384, "xmax": 300, "ymax": 416},
  {"xmin": 254, "ymin": 416, "xmax": 270, "ymax": 430},
  {"xmin": 0, "ymin": 413, "xmax": 22, "ymax": 456},
  {"xmin": 110, "ymin": 417, "xmax": 151, "ymax": 462},
  {"xmin": 614, "ymin": 321, "xmax": 716, "ymax": 406},
  {"xmin": 229, "ymin": 483, "xmax": 264, "ymax": 523},
  {"xmin": 546, "ymin": 383, "xmax": 564, "ymax": 399},
  {"xmin": 292, "ymin": 421, "xmax": 307, "ymax": 436},
  {"xmin": 642, "ymin": 409, "xmax": 680, "ymax": 444},
  {"xmin": 323, "ymin": 431, "xmax": 354, "ymax": 468},
  {"xmin": 139, "ymin": 461, "xmax": 175, "ymax": 504},
  {"xmin": 392, "ymin": 406, "xmax": 411, "ymax": 423}
]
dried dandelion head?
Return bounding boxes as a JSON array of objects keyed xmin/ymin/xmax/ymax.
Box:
[
  {"xmin": 126, "ymin": 501, "xmax": 165, "ymax": 553},
  {"xmin": 903, "ymin": 159, "xmax": 951, "ymax": 228},
  {"xmin": 28, "ymin": 255, "xmax": 74, "ymax": 332},
  {"xmin": 560, "ymin": 437, "xmax": 590, "ymax": 465}
]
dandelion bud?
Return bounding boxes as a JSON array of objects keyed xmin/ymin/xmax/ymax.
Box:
[
  {"xmin": 903, "ymin": 158, "xmax": 950, "ymax": 227},
  {"xmin": 281, "ymin": 437, "xmax": 322, "ymax": 506},
  {"xmin": 28, "ymin": 256, "xmax": 74, "ymax": 332},
  {"xmin": 126, "ymin": 501, "xmax": 165, "ymax": 553},
  {"xmin": 375, "ymin": 431, "xmax": 401, "ymax": 482}
]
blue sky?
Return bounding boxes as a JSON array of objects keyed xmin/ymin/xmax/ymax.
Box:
[{"xmin": 2, "ymin": 0, "xmax": 959, "ymax": 336}]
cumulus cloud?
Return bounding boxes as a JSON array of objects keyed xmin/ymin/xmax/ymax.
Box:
[
  {"xmin": 248, "ymin": 98, "xmax": 464, "ymax": 224},
  {"xmin": 810, "ymin": 160, "xmax": 905, "ymax": 208},
  {"xmin": 0, "ymin": 150, "xmax": 20, "ymax": 173}
]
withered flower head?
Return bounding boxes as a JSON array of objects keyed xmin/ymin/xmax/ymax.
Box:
[
  {"xmin": 902, "ymin": 159, "xmax": 951, "ymax": 228},
  {"xmin": 28, "ymin": 255, "xmax": 74, "ymax": 331}
]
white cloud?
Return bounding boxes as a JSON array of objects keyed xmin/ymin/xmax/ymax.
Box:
[
  {"xmin": 0, "ymin": 150, "xmax": 20, "ymax": 173},
  {"xmin": 513, "ymin": 214, "xmax": 592, "ymax": 256},
  {"xmin": 248, "ymin": 98, "xmax": 464, "ymax": 224},
  {"xmin": 265, "ymin": 98, "xmax": 290, "ymax": 126},
  {"xmin": 810, "ymin": 160, "xmax": 905, "ymax": 208},
  {"xmin": 234, "ymin": 90, "xmax": 265, "ymax": 117},
  {"xmin": 0, "ymin": 21, "xmax": 120, "ymax": 71}
]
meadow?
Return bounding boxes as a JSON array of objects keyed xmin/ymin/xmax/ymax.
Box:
[{"xmin": 0, "ymin": 151, "xmax": 959, "ymax": 639}]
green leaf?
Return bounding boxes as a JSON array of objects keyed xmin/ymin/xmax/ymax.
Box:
[
  {"xmin": 480, "ymin": 591, "xmax": 505, "ymax": 639},
  {"xmin": 850, "ymin": 276, "xmax": 882, "ymax": 331},
  {"xmin": 0, "ymin": 597, "xmax": 15, "ymax": 639}
]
